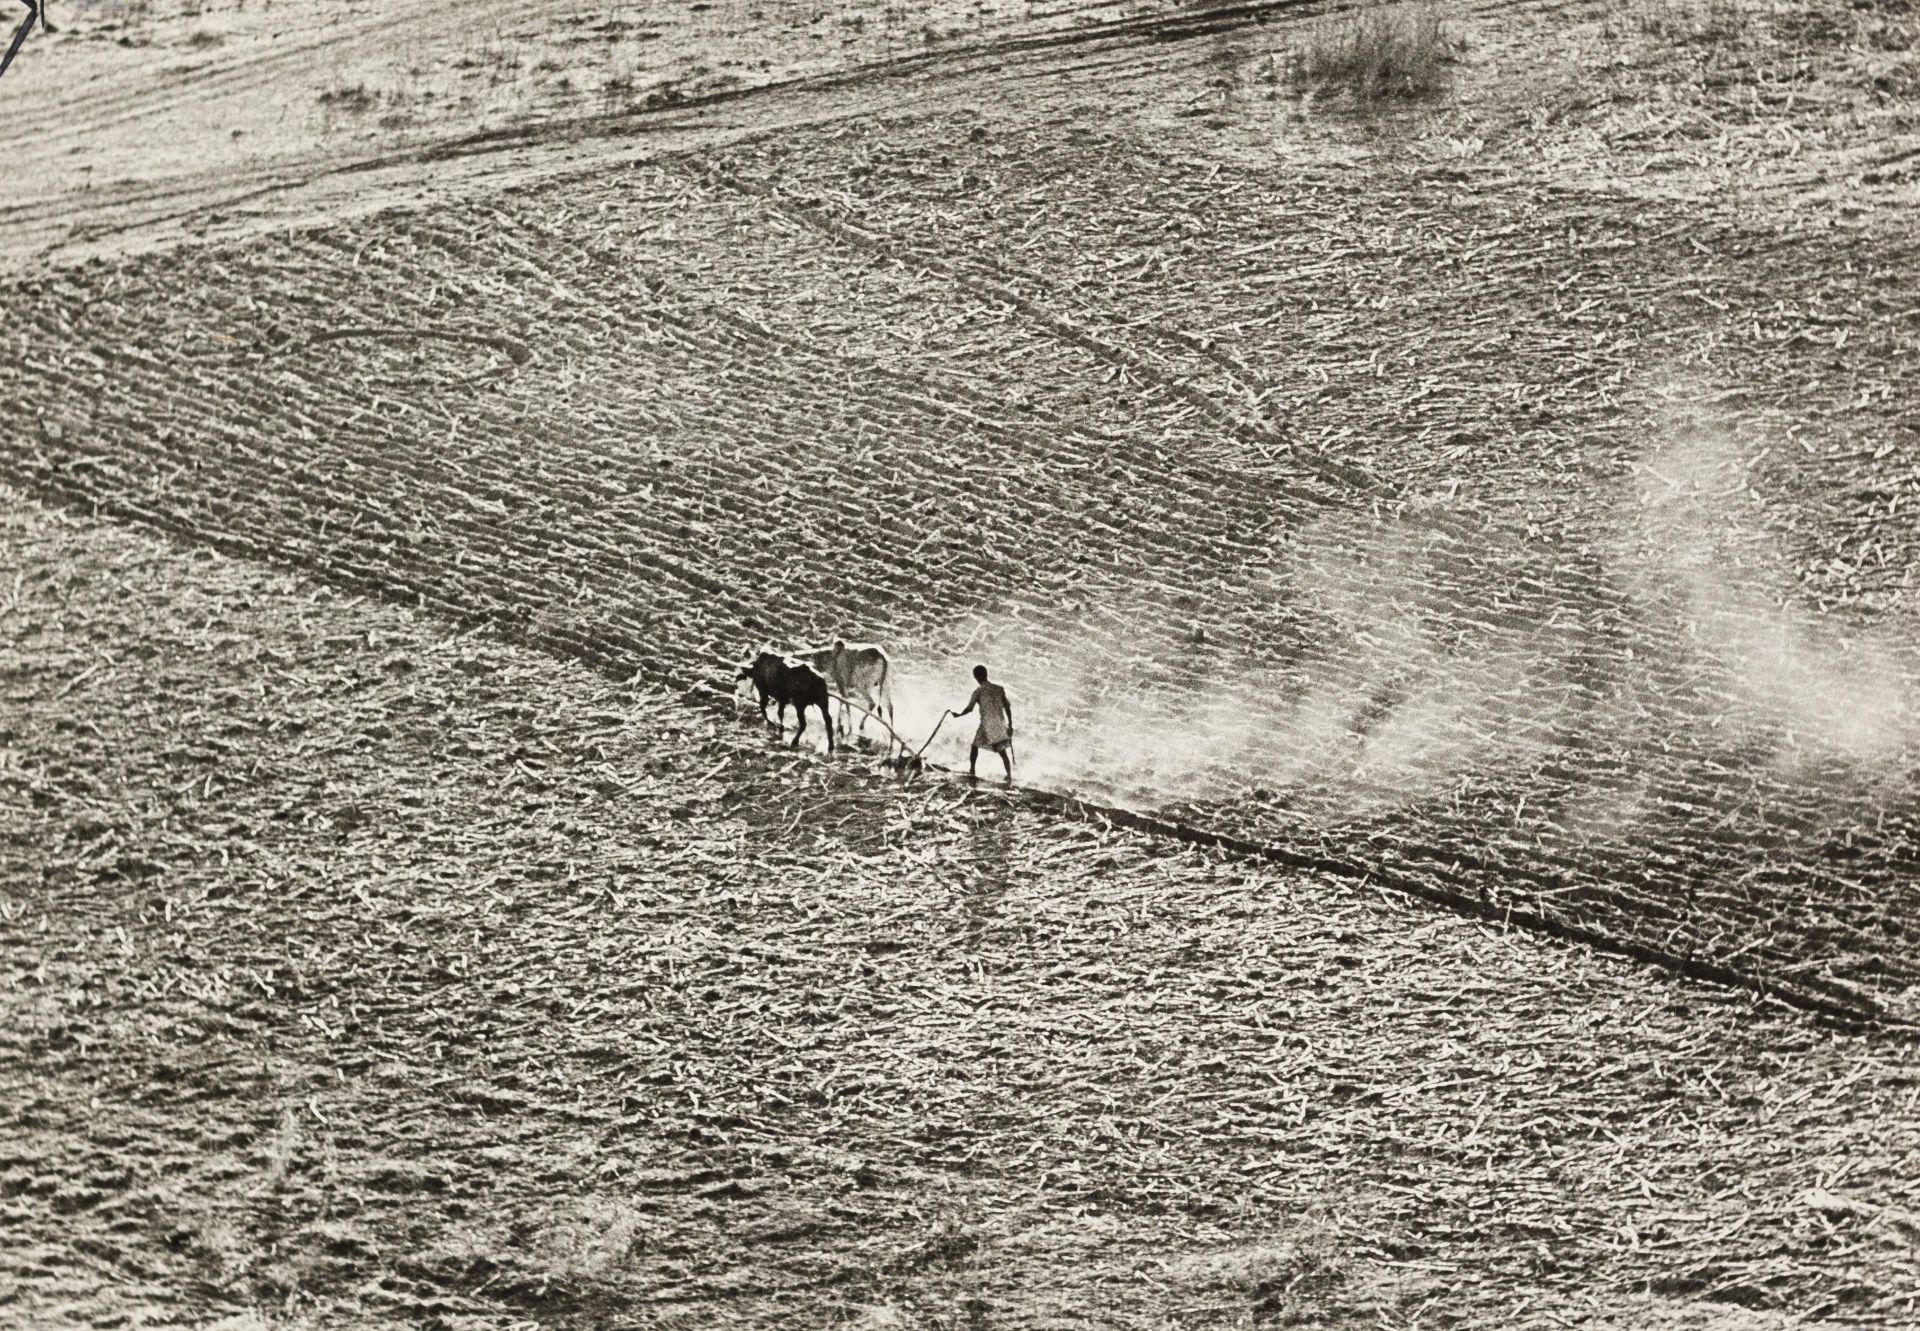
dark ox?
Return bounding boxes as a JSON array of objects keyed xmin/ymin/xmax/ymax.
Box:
[{"xmin": 735, "ymin": 651, "xmax": 836, "ymax": 754}]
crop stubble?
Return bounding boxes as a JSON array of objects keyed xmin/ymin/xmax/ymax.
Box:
[
  {"xmin": 4, "ymin": 497, "xmax": 1919, "ymax": 1328},
  {"xmin": 4, "ymin": 114, "xmax": 1918, "ymax": 1021}
]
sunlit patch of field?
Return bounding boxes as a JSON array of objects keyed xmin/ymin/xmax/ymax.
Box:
[
  {"xmin": 5, "ymin": 1, "xmax": 1920, "ymax": 1324},
  {"xmin": 5, "ymin": 494, "xmax": 1918, "ymax": 1327},
  {"xmin": 5, "ymin": 119, "xmax": 1917, "ymax": 1018}
]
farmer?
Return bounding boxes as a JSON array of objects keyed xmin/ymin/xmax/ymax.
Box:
[{"xmin": 950, "ymin": 664, "xmax": 1014, "ymax": 783}]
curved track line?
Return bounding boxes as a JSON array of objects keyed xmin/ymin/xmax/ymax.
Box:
[{"xmin": 5, "ymin": 0, "xmax": 1344, "ymax": 265}]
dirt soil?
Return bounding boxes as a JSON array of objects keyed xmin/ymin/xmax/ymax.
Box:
[
  {"xmin": 6, "ymin": 494, "xmax": 1919, "ymax": 1329},
  {"xmin": 8, "ymin": 0, "xmax": 1920, "ymax": 1018},
  {"xmin": 4, "ymin": 0, "xmax": 1920, "ymax": 1326},
  {"xmin": 0, "ymin": 0, "xmax": 1341, "ymax": 262}
]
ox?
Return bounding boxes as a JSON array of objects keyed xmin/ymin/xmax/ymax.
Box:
[
  {"xmin": 795, "ymin": 639, "xmax": 896, "ymax": 744},
  {"xmin": 735, "ymin": 650, "xmax": 836, "ymax": 754}
]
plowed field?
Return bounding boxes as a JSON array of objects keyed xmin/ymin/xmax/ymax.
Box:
[
  {"xmin": 7, "ymin": 495, "xmax": 1920, "ymax": 1329},
  {"xmin": 5, "ymin": 0, "xmax": 1920, "ymax": 1325},
  {"xmin": 8, "ymin": 109, "xmax": 1920, "ymax": 1020}
]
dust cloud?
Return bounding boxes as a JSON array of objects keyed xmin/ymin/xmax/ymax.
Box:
[
  {"xmin": 889, "ymin": 523, "xmax": 1575, "ymax": 816},
  {"xmin": 1624, "ymin": 429, "xmax": 1914, "ymax": 771},
  {"xmin": 883, "ymin": 425, "xmax": 1915, "ymax": 823}
]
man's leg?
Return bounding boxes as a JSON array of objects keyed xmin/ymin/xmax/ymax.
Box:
[
  {"xmin": 968, "ymin": 744, "xmax": 979, "ymax": 779},
  {"xmin": 1000, "ymin": 746, "xmax": 1013, "ymax": 781}
]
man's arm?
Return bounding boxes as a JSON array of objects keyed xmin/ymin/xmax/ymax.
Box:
[
  {"xmin": 1004, "ymin": 692, "xmax": 1014, "ymax": 734},
  {"xmin": 953, "ymin": 687, "xmax": 979, "ymax": 717}
]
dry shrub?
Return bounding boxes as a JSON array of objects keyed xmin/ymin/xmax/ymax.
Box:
[
  {"xmin": 1297, "ymin": 4, "xmax": 1461, "ymax": 103},
  {"xmin": 317, "ymin": 84, "xmax": 377, "ymax": 112}
]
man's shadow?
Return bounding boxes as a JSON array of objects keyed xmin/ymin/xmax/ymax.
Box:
[{"xmin": 956, "ymin": 802, "xmax": 1018, "ymax": 949}]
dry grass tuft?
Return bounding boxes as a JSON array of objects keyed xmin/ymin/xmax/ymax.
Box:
[
  {"xmin": 1297, "ymin": 4, "xmax": 1462, "ymax": 103},
  {"xmin": 316, "ymin": 83, "xmax": 377, "ymax": 112}
]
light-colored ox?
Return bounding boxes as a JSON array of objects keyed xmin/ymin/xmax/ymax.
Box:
[{"xmin": 795, "ymin": 639, "xmax": 896, "ymax": 746}]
